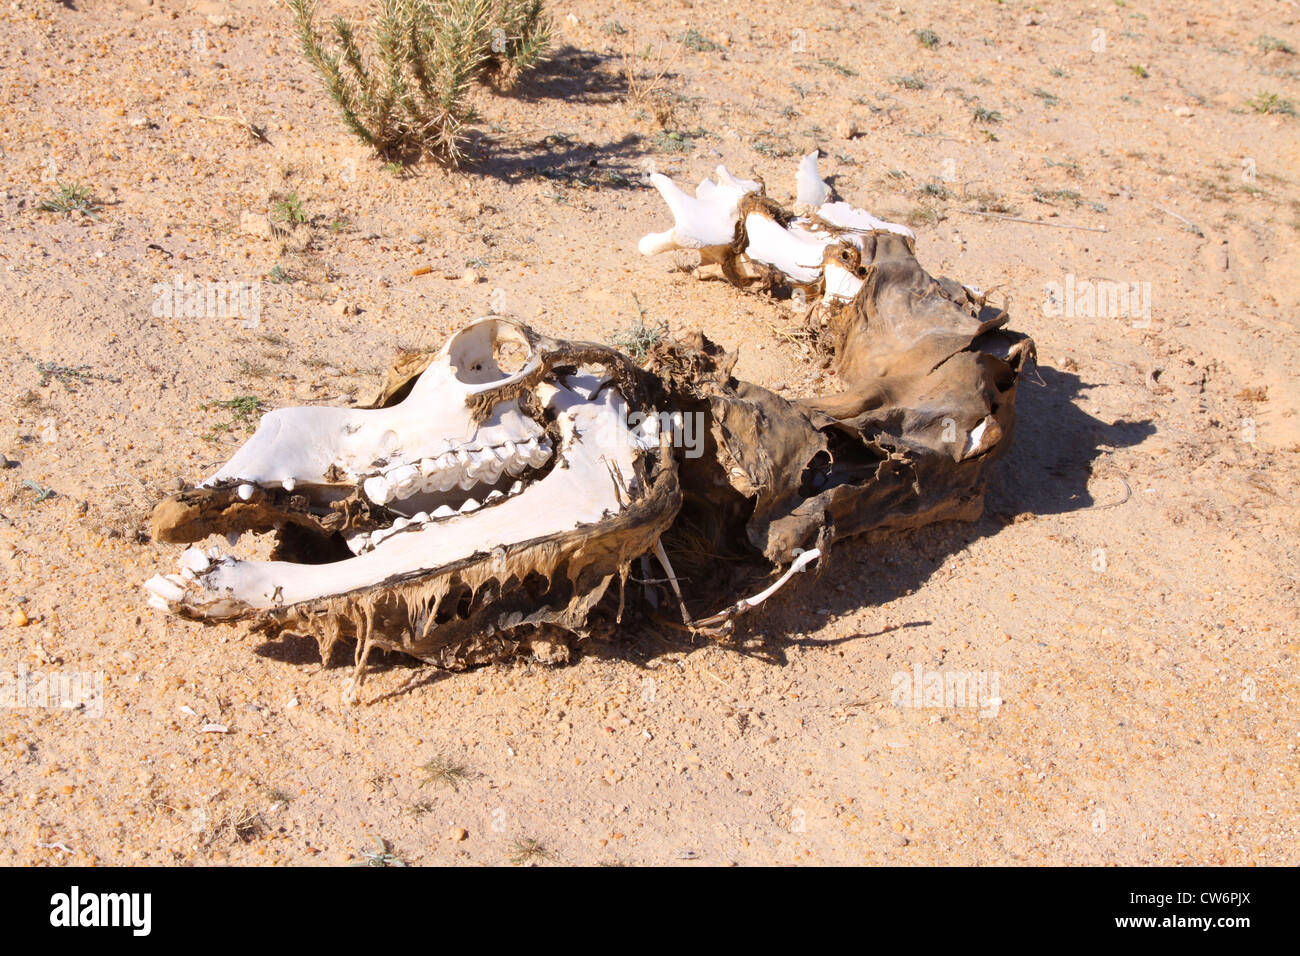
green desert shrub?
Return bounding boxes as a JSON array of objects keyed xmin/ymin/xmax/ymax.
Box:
[{"xmin": 286, "ymin": 0, "xmax": 551, "ymax": 165}]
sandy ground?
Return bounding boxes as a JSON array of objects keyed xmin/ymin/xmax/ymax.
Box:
[{"xmin": 1, "ymin": 0, "xmax": 1297, "ymax": 865}]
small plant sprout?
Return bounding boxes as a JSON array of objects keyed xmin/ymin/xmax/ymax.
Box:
[
  {"xmin": 612, "ymin": 296, "xmax": 669, "ymax": 361},
  {"xmin": 509, "ymin": 837, "xmax": 551, "ymax": 864},
  {"xmin": 201, "ymin": 396, "xmax": 267, "ymax": 442},
  {"xmin": 1249, "ymin": 91, "xmax": 1296, "ymax": 116},
  {"xmin": 37, "ymin": 183, "xmax": 103, "ymax": 219},
  {"xmin": 356, "ymin": 837, "xmax": 407, "ymax": 867},
  {"xmin": 914, "ymin": 29, "xmax": 940, "ymax": 49},
  {"xmin": 30, "ymin": 358, "xmax": 120, "ymax": 391},
  {"xmin": 418, "ymin": 755, "xmax": 475, "ymax": 791},
  {"xmin": 272, "ymin": 191, "xmax": 309, "ymax": 224}
]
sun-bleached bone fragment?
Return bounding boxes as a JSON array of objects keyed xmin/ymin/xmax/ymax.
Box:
[
  {"xmin": 742, "ymin": 214, "xmax": 833, "ymax": 284},
  {"xmin": 795, "ymin": 150, "xmax": 830, "ymax": 210},
  {"xmin": 816, "ymin": 200, "xmax": 914, "ymax": 239},
  {"xmin": 637, "ymin": 173, "xmax": 742, "ymax": 256}
]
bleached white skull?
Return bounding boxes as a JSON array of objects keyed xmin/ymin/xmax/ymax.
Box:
[{"xmin": 145, "ymin": 318, "xmax": 681, "ymax": 669}]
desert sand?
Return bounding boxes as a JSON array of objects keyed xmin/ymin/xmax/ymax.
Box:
[{"xmin": 0, "ymin": 0, "xmax": 1297, "ymax": 865}]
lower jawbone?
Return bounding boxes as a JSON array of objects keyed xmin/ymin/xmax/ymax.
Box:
[{"xmin": 145, "ymin": 318, "xmax": 680, "ymax": 670}]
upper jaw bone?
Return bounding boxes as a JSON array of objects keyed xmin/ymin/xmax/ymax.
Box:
[{"xmin": 198, "ymin": 318, "xmax": 543, "ymax": 492}]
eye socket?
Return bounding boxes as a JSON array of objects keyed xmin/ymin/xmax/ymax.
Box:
[
  {"xmin": 447, "ymin": 320, "xmax": 536, "ymax": 386},
  {"xmin": 494, "ymin": 339, "xmax": 530, "ymax": 375}
]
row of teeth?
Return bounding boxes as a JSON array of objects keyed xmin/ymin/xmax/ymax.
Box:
[
  {"xmin": 361, "ymin": 438, "xmax": 551, "ymax": 506},
  {"xmin": 350, "ymin": 479, "xmax": 526, "ymax": 554},
  {"xmin": 227, "ymin": 438, "xmax": 552, "ymax": 505}
]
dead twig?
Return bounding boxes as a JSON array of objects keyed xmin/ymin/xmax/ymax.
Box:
[{"xmin": 957, "ymin": 209, "xmax": 1108, "ymax": 233}]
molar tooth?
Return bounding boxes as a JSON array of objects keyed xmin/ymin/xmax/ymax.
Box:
[
  {"xmin": 433, "ymin": 467, "xmax": 461, "ymax": 493},
  {"xmin": 432, "ymin": 504, "xmax": 456, "ymax": 519},
  {"xmin": 281, "ymin": 478, "xmax": 296, "ymax": 492},
  {"xmin": 236, "ymin": 483, "xmax": 255, "ymax": 501},
  {"xmin": 411, "ymin": 511, "xmax": 429, "ymax": 524},
  {"xmin": 505, "ymin": 444, "xmax": 531, "ymax": 476},
  {"xmin": 459, "ymin": 497, "xmax": 480, "ymax": 513},
  {"xmin": 509, "ymin": 480, "xmax": 523, "ymax": 495},
  {"xmin": 363, "ymin": 476, "xmax": 392, "ymax": 504},
  {"xmin": 527, "ymin": 438, "xmax": 551, "ymax": 468},
  {"xmin": 391, "ymin": 517, "xmax": 410, "ymax": 531},
  {"xmin": 388, "ymin": 464, "xmax": 421, "ymax": 497},
  {"xmin": 419, "ymin": 458, "xmax": 438, "ymax": 477},
  {"xmin": 485, "ymin": 490, "xmax": 504, "ymax": 503}
]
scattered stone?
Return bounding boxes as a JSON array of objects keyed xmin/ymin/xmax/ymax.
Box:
[
  {"xmin": 11, "ymin": 608, "xmax": 30, "ymax": 628},
  {"xmin": 891, "ymin": 833, "xmax": 910, "ymax": 847},
  {"xmin": 460, "ymin": 268, "xmax": 481, "ymax": 285},
  {"xmin": 835, "ymin": 117, "xmax": 860, "ymax": 139},
  {"xmin": 1173, "ymin": 106, "xmax": 1194, "ymax": 117},
  {"xmin": 451, "ymin": 827, "xmax": 468, "ymax": 842},
  {"xmin": 239, "ymin": 210, "xmax": 273, "ymax": 240},
  {"xmin": 335, "ymin": 301, "xmax": 361, "ymax": 317}
]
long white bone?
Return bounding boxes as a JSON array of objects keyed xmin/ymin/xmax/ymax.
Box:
[{"xmin": 742, "ymin": 214, "xmax": 833, "ymax": 284}]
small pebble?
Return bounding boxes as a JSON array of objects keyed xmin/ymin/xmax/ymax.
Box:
[{"xmin": 451, "ymin": 827, "xmax": 468, "ymax": 842}]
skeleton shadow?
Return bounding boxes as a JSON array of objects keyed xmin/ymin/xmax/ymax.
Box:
[{"xmin": 597, "ymin": 362, "xmax": 1157, "ymax": 668}]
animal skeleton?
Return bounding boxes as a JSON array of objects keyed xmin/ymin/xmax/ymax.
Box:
[{"xmin": 145, "ymin": 152, "xmax": 1034, "ymax": 683}]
